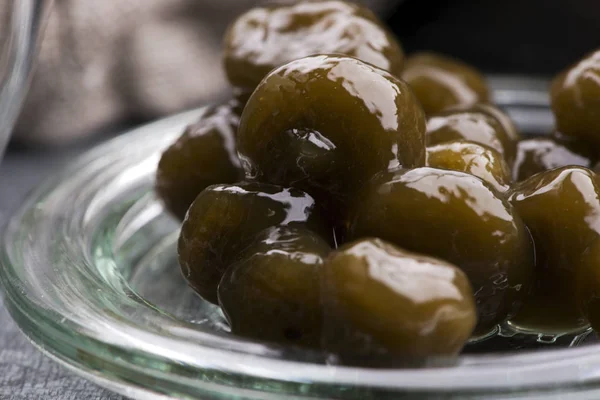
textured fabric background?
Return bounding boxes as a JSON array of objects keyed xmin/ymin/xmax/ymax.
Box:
[{"xmin": 5, "ymin": 0, "xmax": 396, "ymax": 147}]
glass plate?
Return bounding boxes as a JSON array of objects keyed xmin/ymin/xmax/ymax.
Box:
[{"xmin": 3, "ymin": 76, "xmax": 600, "ymax": 400}]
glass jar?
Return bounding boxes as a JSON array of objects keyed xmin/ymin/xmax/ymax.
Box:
[{"xmin": 0, "ymin": 0, "xmax": 50, "ymax": 158}]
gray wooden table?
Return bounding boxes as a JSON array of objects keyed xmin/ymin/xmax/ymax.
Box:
[{"xmin": 0, "ymin": 143, "xmax": 125, "ymax": 399}]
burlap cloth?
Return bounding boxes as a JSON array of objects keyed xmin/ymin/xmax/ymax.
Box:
[{"xmin": 7, "ymin": 0, "xmax": 395, "ymax": 146}]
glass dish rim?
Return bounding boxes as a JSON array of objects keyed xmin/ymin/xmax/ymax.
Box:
[{"xmin": 3, "ymin": 75, "xmax": 600, "ymax": 398}]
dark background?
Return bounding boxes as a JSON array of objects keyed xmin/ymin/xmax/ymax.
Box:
[{"xmin": 389, "ymin": 0, "xmax": 600, "ymax": 75}]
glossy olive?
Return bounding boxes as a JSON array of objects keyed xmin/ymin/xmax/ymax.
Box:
[
  {"xmin": 513, "ymin": 136, "xmax": 594, "ymax": 181},
  {"xmin": 426, "ymin": 105, "xmax": 519, "ymax": 165},
  {"xmin": 321, "ymin": 238, "xmax": 476, "ymax": 358},
  {"xmin": 178, "ymin": 182, "xmax": 328, "ymax": 304},
  {"xmin": 219, "ymin": 226, "xmax": 330, "ymax": 347},
  {"xmin": 223, "ymin": 0, "xmax": 405, "ymax": 93},
  {"xmin": 402, "ymin": 52, "xmax": 489, "ymax": 115},
  {"xmin": 350, "ymin": 167, "xmax": 534, "ymax": 334},
  {"xmin": 508, "ymin": 167, "xmax": 600, "ymax": 334},
  {"xmin": 453, "ymin": 103, "xmax": 520, "ymax": 145},
  {"xmin": 156, "ymin": 104, "xmax": 243, "ymax": 219},
  {"xmin": 426, "ymin": 140, "xmax": 511, "ymax": 193},
  {"xmin": 550, "ymin": 49, "xmax": 600, "ymax": 145},
  {"xmin": 576, "ymin": 238, "xmax": 600, "ymax": 334},
  {"xmin": 238, "ymin": 55, "xmax": 426, "ymax": 223}
]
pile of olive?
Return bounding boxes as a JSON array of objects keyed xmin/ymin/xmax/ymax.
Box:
[{"xmin": 155, "ymin": 0, "xmax": 600, "ymax": 362}]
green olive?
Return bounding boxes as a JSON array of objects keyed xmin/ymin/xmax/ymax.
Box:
[
  {"xmin": 426, "ymin": 140, "xmax": 511, "ymax": 193},
  {"xmin": 576, "ymin": 238, "xmax": 600, "ymax": 334},
  {"xmin": 550, "ymin": 49, "xmax": 600, "ymax": 146},
  {"xmin": 178, "ymin": 182, "xmax": 329, "ymax": 304},
  {"xmin": 402, "ymin": 52, "xmax": 489, "ymax": 115},
  {"xmin": 508, "ymin": 167, "xmax": 600, "ymax": 334},
  {"xmin": 219, "ymin": 226, "xmax": 330, "ymax": 347},
  {"xmin": 223, "ymin": 0, "xmax": 404, "ymax": 93},
  {"xmin": 321, "ymin": 238, "xmax": 476, "ymax": 358},
  {"xmin": 156, "ymin": 104, "xmax": 243, "ymax": 219},
  {"xmin": 350, "ymin": 167, "xmax": 534, "ymax": 335},
  {"xmin": 238, "ymin": 55, "xmax": 426, "ymax": 224},
  {"xmin": 426, "ymin": 104, "xmax": 519, "ymax": 165},
  {"xmin": 513, "ymin": 136, "xmax": 594, "ymax": 181},
  {"xmin": 452, "ymin": 103, "xmax": 521, "ymax": 145}
]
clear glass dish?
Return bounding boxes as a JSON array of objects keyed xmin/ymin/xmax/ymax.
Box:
[{"xmin": 3, "ymin": 76, "xmax": 600, "ymax": 400}]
